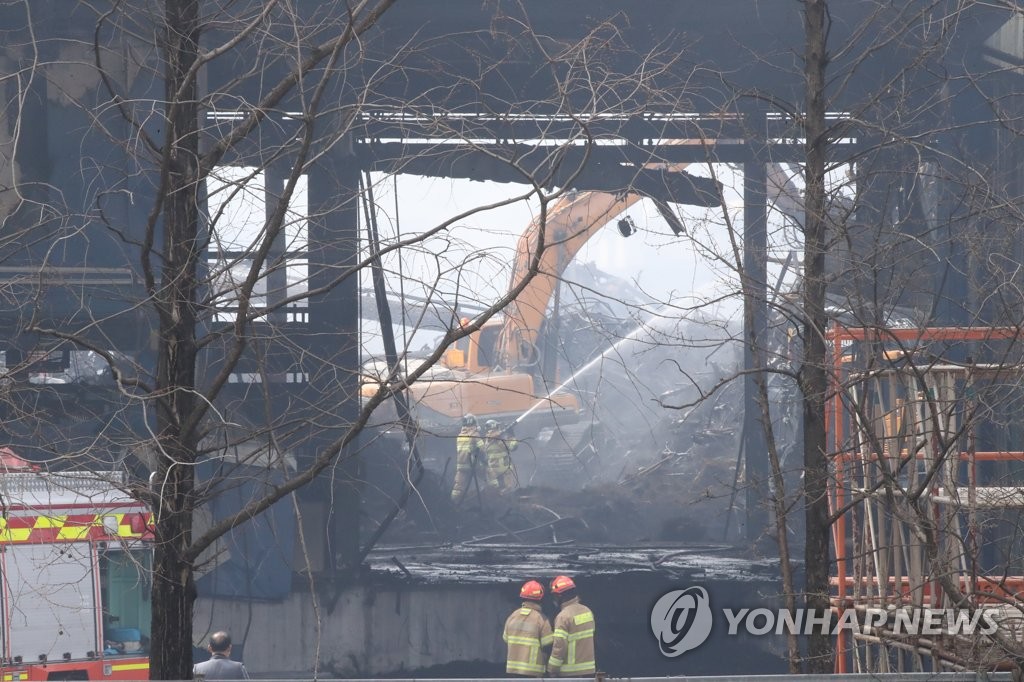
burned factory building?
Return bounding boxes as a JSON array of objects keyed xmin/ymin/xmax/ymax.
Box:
[{"xmin": 3, "ymin": 1, "xmax": 1024, "ymax": 679}]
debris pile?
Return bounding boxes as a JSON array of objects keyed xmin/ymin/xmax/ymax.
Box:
[
  {"xmin": 367, "ymin": 428, "xmax": 742, "ymax": 550},
  {"xmin": 361, "ymin": 310, "xmax": 748, "ymax": 550}
]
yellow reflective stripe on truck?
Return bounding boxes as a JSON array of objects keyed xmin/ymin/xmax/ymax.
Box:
[
  {"xmin": 0, "ymin": 521, "xmax": 31, "ymax": 542},
  {"xmin": 57, "ymin": 524, "xmax": 91, "ymax": 541},
  {"xmin": 0, "ymin": 512, "xmax": 152, "ymax": 543}
]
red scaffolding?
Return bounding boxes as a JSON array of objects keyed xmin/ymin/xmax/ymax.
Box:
[{"xmin": 827, "ymin": 326, "xmax": 1024, "ymax": 673}]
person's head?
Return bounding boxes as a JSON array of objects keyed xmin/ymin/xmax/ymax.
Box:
[
  {"xmin": 550, "ymin": 575, "xmax": 577, "ymax": 604},
  {"xmin": 208, "ymin": 631, "xmax": 232, "ymax": 654},
  {"xmin": 462, "ymin": 414, "xmax": 478, "ymax": 429},
  {"xmin": 485, "ymin": 419, "xmax": 500, "ymax": 433},
  {"xmin": 519, "ymin": 580, "xmax": 545, "ymax": 603}
]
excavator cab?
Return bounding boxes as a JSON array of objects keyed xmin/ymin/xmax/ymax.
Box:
[{"xmin": 442, "ymin": 319, "xmax": 502, "ymax": 373}]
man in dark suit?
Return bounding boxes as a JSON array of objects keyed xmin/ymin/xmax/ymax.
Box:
[{"xmin": 193, "ymin": 631, "xmax": 249, "ymax": 680}]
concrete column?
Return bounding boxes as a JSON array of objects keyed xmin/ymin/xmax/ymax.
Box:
[
  {"xmin": 742, "ymin": 121, "xmax": 769, "ymax": 544},
  {"xmin": 305, "ymin": 140, "xmax": 363, "ymax": 574}
]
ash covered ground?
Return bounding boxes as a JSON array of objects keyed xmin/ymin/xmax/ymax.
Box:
[
  {"xmin": 361, "ymin": 375, "xmax": 751, "ymax": 550},
  {"xmin": 361, "ymin": 272, "xmax": 802, "ymax": 554}
]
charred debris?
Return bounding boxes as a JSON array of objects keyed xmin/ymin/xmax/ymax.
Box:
[{"xmin": 358, "ymin": 262, "xmax": 796, "ymax": 580}]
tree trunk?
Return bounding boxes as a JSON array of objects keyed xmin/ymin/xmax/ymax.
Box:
[
  {"xmin": 150, "ymin": 507, "xmax": 198, "ymax": 680},
  {"xmin": 802, "ymin": 0, "xmax": 834, "ymax": 673},
  {"xmin": 150, "ymin": 0, "xmax": 201, "ymax": 678},
  {"xmin": 757, "ymin": 376, "xmax": 801, "ymax": 672}
]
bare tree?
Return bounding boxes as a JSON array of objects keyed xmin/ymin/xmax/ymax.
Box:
[
  {"xmin": 638, "ymin": 0, "xmax": 1024, "ymax": 674},
  {"xmin": 8, "ymin": 1, "xmax": 1024, "ymax": 677},
  {"xmin": 791, "ymin": 0, "xmax": 1024, "ymax": 673},
  {"xmin": 0, "ymin": 2, "xmax": 729, "ymax": 678}
]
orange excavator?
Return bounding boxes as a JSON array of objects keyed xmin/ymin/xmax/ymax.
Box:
[
  {"xmin": 360, "ymin": 187, "xmax": 680, "ymax": 466},
  {"xmin": 359, "ymin": 158, "xmax": 805, "ymax": 486}
]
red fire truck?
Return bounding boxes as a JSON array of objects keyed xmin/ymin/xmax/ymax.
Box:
[{"xmin": 0, "ymin": 448, "xmax": 153, "ymax": 681}]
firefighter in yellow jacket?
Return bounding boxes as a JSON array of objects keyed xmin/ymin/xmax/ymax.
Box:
[
  {"xmin": 451, "ymin": 414, "xmax": 483, "ymax": 504},
  {"xmin": 482, "ymin": 419, "xmax": 518, "ymax": 492},
  {"xmin": 503, "ymin": 580, "xmax": 553, "ymax": 676},
  {"xmin": 547, "ymin": 575, "xmax": 596, "ymax": 676}
]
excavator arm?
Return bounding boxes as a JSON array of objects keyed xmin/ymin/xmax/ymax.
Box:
[
  {"xmin": 495, "ymin": 148, "xmax": 706, "ymax": 373},
  {"xmin": 441, "ymin": 186, "xmax": 694, "ymax": 379},
  {"xmin": 497, "ymin": 191, "xmax": 647, "ymax": 371}
]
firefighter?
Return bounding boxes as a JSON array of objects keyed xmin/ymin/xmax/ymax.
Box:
[
  {"xmin": 483, "ymin": 419, "xmax": 518, "ymax": 492},
  {"xmin": 503, "ymin": 580, "xmax": 554, "ymax": 677},
  {"xmin": 547, "ymin": 575, "xmax": 596, "ymax": 677},
  {"xmin": 451, "ymin": 413, "xmax": 483, "ymax": 503}
]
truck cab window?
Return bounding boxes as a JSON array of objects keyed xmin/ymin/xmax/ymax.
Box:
[{"xmin": 99, "ymin": 546, "xmax": 153, "ymax": 655}]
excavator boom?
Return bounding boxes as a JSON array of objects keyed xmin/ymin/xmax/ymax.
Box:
[{"xmin": 498, "ymin": 191, "xmax": 645, "ymax": 370}]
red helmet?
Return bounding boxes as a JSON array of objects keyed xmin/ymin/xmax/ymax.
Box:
[
  {"xmin": 520, "ymin": 580, "xmax": 545, "ymax": 601},
  {"xmin": 550, "ymin": 575, "xmax": 576, "ymax": 594}
]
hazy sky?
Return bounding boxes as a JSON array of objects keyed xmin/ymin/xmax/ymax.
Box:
[
  {"xmin": 362, "ymin": 168, "xmax": 760, "ymax": 325},
  {"xmin": 205, "ymin": 162, "xmax": 805, "ymax": 359}
]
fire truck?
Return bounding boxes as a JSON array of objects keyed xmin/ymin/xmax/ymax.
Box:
[{"xmin": 0, "ymin": 448, "xmax": 153, "ymax": 681}]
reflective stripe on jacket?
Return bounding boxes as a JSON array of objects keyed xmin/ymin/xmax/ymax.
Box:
[
  {"xmin": 483, "ymin": 434, "xmax": 515, "ymax": 484},
  {"xmin": 548, "ymin": 597, "xmax": 595, "ymax": 676},
  {"xmin": 503, "ymin": 601, "xmax": 554, "ymax": 677},
  {"xmin": 451, "ymin": 427, "xmax": 482, "ymax": 502},
  {"xmin": 456, "ymin": 427, "xmax": 481, "ymax": 470}
]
